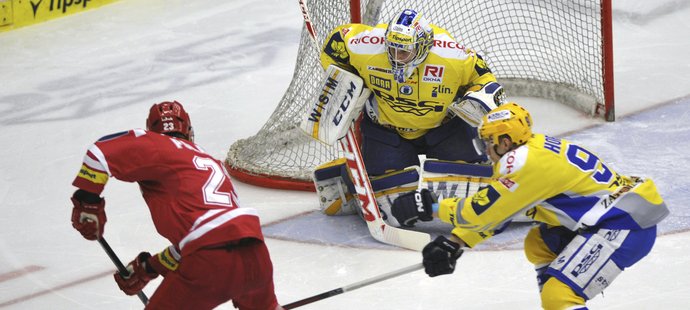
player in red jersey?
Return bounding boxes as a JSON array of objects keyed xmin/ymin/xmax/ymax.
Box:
[{"xmin": 70, "ymin": 101, "xmax": 283, "ymax": 310}]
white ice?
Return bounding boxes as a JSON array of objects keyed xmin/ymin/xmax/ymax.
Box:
[{"xmin": 1, "ymin": 0, "xmax": 690, "ymax": 309}]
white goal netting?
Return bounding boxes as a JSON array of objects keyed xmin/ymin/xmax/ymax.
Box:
[{"xmin": 226, "ymin": 0, "xmax": 613, "ymax": 189}]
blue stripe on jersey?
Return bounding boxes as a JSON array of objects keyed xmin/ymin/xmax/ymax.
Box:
[
  {"xmin": 544, "ymin": 193, "xmax": 600, "ymax": 223},
  {"xmin": 597, "ymin": 208, "xmax": 643, "ymax": 230},
  {"xmin": 98, "ymin": 131, "xmax": 129, "ymax": 142}
]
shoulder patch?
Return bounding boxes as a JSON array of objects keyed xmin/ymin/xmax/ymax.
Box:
[
  {"xmin": 471, "ymin": 185, "xmax": 501, "ymax": 215},
  {"xmin": 324, "ymin": 32, "xmax": 350, "ymax": 63},
  {"xmin": 474, "ymin": 53, "xmax": 492, "ymax": 75}
]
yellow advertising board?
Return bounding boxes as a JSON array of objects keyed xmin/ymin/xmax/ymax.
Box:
[{"xmin": 0, "ymin": 0, "xmax": 118, "ymax": 32}]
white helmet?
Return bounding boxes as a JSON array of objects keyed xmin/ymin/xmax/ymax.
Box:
[{"xmin": 384, "ymin": 9, "xmax": 434, "ymax": 82}]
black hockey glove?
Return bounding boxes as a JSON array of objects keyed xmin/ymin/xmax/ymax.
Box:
[
  {"xmin": 422, "ymin": 235, "xmax": 464, "ymax": 277},
  {"xmin": 391, "ymin": 189, "xmax": 436, "ymax": 227}
]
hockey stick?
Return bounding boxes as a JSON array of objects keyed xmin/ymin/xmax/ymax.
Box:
[
  {"xmin": 340, "ymin": 128, "xmax": 430, "ymax": 250},
  {"xmin": 283, "ymin": 262, "xmax": 423, "ymax": 309},
  {"xmin": 98, "ymin": 237, "xmax": 149, "ymax": 305},
  {"xmin": 298, "ymin": 0, "xmax": 430, "ymax": 251}
]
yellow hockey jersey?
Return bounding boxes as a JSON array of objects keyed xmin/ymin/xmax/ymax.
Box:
[
  {"xmin": 320, "ymin": 23, "xmax": 497, "ymax": 139},
  {"xmin": 437, "ymin": 134, "xmax": 670, "ymax": 247}
]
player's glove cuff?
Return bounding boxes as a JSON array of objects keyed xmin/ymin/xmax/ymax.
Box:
[{"xmin": 147, "ymin": 245, "xmax": 181, "ymax": 277}]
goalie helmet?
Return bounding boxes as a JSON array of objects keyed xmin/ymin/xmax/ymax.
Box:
[
  {"xmin": 478, "ymin": 102, "xmax": 533, "ymax": 146},
  {"xmin": 384, "ymin": 9, "xmax": 434, "ymax": 82},
  {"xmin": 146, "ymin": 101, "xmax": 194, "ymax": 141}
]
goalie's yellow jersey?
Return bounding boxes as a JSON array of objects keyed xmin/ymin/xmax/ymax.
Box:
[
  {"xmin": 320, "ymin": 23, "xmax": 497, "ymax": 139},
  {"xmin": 437, "ymin": 134, "xmax": 669, "ymax": 247}
]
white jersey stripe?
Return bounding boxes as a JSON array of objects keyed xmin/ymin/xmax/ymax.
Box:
[
  {"xmin": 179, "ymin": 207, "xmax": 259, "ymax": 251},
  {"xmin": 86, "ymin": 145, "xmax": 111, "ymax": 176}
]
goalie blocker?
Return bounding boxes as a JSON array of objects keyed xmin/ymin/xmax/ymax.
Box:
[{"xmin": 300, "ymin": 65, "xmax": 371, "ymax": 145}]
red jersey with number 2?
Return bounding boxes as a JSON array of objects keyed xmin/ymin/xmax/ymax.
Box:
[{"xmin": 72, "ymin": 129, "xmax": 263, "ymax": 256}]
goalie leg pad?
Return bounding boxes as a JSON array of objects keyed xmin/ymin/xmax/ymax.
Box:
[
  {"xmin": 370, "ymin": 166, "xmax": 420, "ymax": 227},
  {"xmin": 314, "ymin": 158, "xmax": 360, "ymax": 216},
  {"xmin": 421, "ymin": 159, "xmax": 493, "ymax": 200}
]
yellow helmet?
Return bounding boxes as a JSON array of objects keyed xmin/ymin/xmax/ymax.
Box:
[{"xmin": 478, "ymin": 102, "xmax": 533, "ymax": 145}]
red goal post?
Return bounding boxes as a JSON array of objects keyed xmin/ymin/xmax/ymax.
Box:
[{"xmin": 225, "ymin": 0, "xmax": 614, "ymax": 191}]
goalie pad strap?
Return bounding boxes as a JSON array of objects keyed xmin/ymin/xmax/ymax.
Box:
[
  {"xmin": 314, "ymin": 158, "xmax": 360, "ymax": 216},
  {"xmin": 314, "ymin": 158, "xmax": 356, "ymax": 194},
  {"xmin": 370, "ymin": 168, "xmax": 420, "ymax": 192},
  {"xmin": 423, "ymin": 160, "xmax": 493, "ymax": 177},
  {"xmin": 369, "ymin": 166, "xmax": 420, "ymax": 227}
]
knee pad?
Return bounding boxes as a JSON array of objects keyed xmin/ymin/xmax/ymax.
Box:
[
  {"xmin": 313, "ymin": 158, "xmax": 360, "ymax": 216},
  {"xmin": 370, "ymin": 166, "xmax": 420, "ymax": 227},
  {"xmin": 541, "ymin": 277, "xmax": 586, "ymax": 310}
]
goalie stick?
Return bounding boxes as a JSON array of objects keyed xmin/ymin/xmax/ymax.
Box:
[
  {"xmin": 283, "ymin": 262, "xmax": 423, "ymax": 309},
  {"xmin": 98, "ymin": 237, "xmax": 149, "ymax": 305},
  {"xmin": 298, "ymin": 0, "xmax": 430, "ymax": 251}
]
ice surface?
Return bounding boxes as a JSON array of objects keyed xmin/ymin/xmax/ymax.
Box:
[{"xmin": 1, "ymin": 0, "xmax": 689, "ymax": 309}]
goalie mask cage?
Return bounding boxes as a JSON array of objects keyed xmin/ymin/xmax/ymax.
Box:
[{"xmin": 225, "ymin": 0, "xmax": 614, "ymax": 191}]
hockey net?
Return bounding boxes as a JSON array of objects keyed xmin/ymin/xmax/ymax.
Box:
[{"xmin": 225, "ymin": 0, "xmax": 614, "ymax": 191}]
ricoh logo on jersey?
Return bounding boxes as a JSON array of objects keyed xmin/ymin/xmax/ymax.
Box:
[
  {"xmin": 422, "ymin": 65, "xmax": 444, "ymax": 83},
  {"xmin": 433, "ymin": 40, "xmax": 464, "ymax": 49},
  {"xmin": 504, "ymin": 150, "xmax": 517, "ymax": 174},
  {"xmin": 349, "ymin": 36, "xmax": 385, "ymax": 45}
]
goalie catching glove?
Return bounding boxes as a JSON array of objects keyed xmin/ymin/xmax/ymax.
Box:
[
  {"xmin": 391, "ymin": 189, "xmax": 436, "ymax": 227},
  {"xmin": 449, "ymin": 81, "xmax": 505, "ymax": 127},
  {"xmin": 114, "ymin": 245, "xmax": 181, "ymax": 295}
]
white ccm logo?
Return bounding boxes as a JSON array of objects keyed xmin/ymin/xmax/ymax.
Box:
[{"xmin": 332, "ymin": 81, "xmax": 357, "ymax": 126}]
